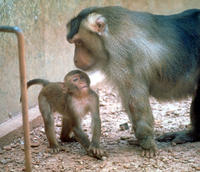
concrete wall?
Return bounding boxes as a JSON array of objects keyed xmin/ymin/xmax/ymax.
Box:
[{"xmin": 0, "ymin": 0, "xmax": 200, "ymax": 124}]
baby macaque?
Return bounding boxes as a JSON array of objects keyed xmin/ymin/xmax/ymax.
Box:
[{"xmin": 26, "ymin": 70, "xmax": 106, "ymax": 159}]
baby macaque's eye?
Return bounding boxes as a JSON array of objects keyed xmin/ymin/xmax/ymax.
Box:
[
  {"xmin": 72, "ymin": 77, "xmax": 78, "ymax": 82},
  {"xmin": 80, "ymin": 75, "xmax": 84, "ymax": 79}
]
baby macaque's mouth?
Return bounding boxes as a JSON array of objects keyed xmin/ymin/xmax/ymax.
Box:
[{"xmin": 81, "ymin": 86, "xmax": 87, "ymax": 89}]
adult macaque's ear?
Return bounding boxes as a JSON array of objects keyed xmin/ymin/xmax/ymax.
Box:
[
  {"xmin": 83, "ymin": 13, "xmax": 108, "ymax": 35},
  {"xmin": 95, "ymin": 17, "xmax": 106, "ymax": 34},
  {"xmin": 59, "ymin": 82, "xmax": 68, "ymax": 93}
]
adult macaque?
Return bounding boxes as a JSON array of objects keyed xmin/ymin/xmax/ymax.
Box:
[
  {"xmin": 66, "ymin": 6, "xmax": 200, "ymax": 158},
  {"xmin": 26, "ymin": 70, "xmax": 106, "ymax": 159}
]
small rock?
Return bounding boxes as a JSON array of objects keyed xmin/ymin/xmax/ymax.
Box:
[
  {"xmin": 31, "ymin": 142, "xmax": 40, "ymax": 147},
  {"xmin": 120, "ymin": 126, "xmax": 125, "ymax": 131},
  {"xmin": 119, "ymin": 123, "xmax": 129, "ymax": 130},
  {"xmin": 195, "ymin": 166, "xmax": 200, "ymax": 170},
  {"xmin": 171, "ymin": 142, "xmax": 176, "ymax": 146},
  {"xmin": 40, "ymin": 128, "xmax": 45, "ymax": 133},
  {"xmin": 21, "ymin": 145, "xmax": 25, "ymax": 151},
  {"xmin": 56, "ymin": 123, "xmax": 62, "ymax": 127},
  {"xmin": 100, "ymin": 101, "xmax": 107, "ymax": 106},
  {"xmin": 3, "ymin": 145, "xmax": 12, "ymax": 150},
  {"xmin": 154, "ymin": 120, "xmax": 161, "ymax": 125},
  {"xmin": 173, "ymin": 113, "xmax": 179, "ymax": 116},
  {"xmin": 171, "ymin": 152, "xmax": 178, "ymax": 157},
  {"xmin": 120, "ymin": 136, "xmax": 130, "ymax": 140},
  {"xmin": 1, "ymin": 159, "xmax": 7, "ymax": 164},
  {"xmin": 188, "ymin": 159, "xmax": 194, "ymax": 163},
  {"xmin": 186, "ymin": 124, "xmax": 192, "ymax": 129},
  {"xmin": 174, "ymin": 155, "xmax": 181, "ymax": 159},
  {"xmin": 102, "ymin": 156, "xmax": 107, "ymax": 161},
  {"xmin": 191, "ymin": 164, "xmax": 197, "ymax": 168},
  {"xmin": 167, "ymin": 148, "xmax": 172, "ymax": 153},
  {"xmin": 0, "ymin": 149, "xmax": 4, "ymax": 154},
  {"xmin": 34, "ymin": 165, "xmax": 39, "ymax": 169},
  {"xmin": 182, "ymin": 160, "xmax": 188, "ymax": 164},
  {"xmin": 123, "ymin": 165, "xmax": 131, "ymax": 169},
  {"xmin": 79, "ymin": 161, "xmax": 84, "ymax": 164},
  {"xmin": 190, "ymin": 143, "xmax": 196, "ymax": 148},
  {"xmin": 10, "ymin": 143, "xmax": 17, "ymax": 148}
]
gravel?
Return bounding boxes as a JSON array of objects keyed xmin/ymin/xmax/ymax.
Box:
[{"xmin": 0, "ymin": 85, "xmax": 200, "ymax": 172}]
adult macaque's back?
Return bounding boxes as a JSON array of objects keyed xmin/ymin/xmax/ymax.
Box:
[{"xmin": 67, "ymin": 6, "xmax": 200, "ymax": 157}]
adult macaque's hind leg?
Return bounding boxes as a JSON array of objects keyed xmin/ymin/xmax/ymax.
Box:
[
  {"xmin": 39, "ymin": 95, "xmax": 59, "ymax": 153},
  {"xmin": 157, "ymin": 79, "xmax": 200, "ymax": 144},
  {"xmin": 60, "ymin": 117, "xmax": 77, "ymax": 142},
  {"xmin": 156, "ymin": 130, "xmax": 198, "ymax": 144}
]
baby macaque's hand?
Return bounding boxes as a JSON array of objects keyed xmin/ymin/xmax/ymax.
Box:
[{"xmin": 87, "ymin": 144, "xmax": 108, "ymax": 159}]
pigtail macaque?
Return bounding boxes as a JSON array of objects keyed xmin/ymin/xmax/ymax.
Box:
[
  {"xmin": 26, "ymin": 70, "xmax": 106, "ymax": 159},
  {"xmin": 67, "ymin": 7, "xmax": 200, "ymax": 158}
]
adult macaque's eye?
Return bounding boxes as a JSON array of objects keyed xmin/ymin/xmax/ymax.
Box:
[{"xmin": 75, "ymin": 40, "xmax": 83, "ymax": 45}]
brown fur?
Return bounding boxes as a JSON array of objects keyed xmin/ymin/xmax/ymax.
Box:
[{"xmin": 27, "ymin": 70, "xmax": 106, "ymax": 159}]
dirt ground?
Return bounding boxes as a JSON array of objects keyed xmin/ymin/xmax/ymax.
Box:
[{"xmin": 1, "ymin": 85, "xmax": 200, "ymax": 172}]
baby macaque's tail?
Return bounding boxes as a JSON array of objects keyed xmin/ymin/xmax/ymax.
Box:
[
  {"xmin": 20, "ymin": 79, "xmax": 50, "ymax": 103},
  {"xmin": 27, "ymin": 79, "xmax": 50, "ymax": 89}
]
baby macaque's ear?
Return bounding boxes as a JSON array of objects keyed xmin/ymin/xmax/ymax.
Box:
[{"xmin": 59, "ymin": 82, "xmax": 68, "ymax": 93}]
